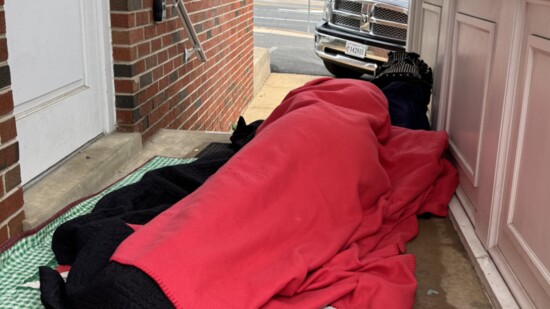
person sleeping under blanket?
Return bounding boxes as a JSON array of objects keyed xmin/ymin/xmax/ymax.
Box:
[{"xmin": 40, "ymin": 52, "xmax": 457, "ymax": 309}]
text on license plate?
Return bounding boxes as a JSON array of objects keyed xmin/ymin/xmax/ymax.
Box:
[{"xmin": 345, "ymin": 41, "xmax": 367, "ymax": 58}]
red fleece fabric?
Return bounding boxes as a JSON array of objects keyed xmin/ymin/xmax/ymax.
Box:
[{"xmin": 112, "ymin": 78, "xmax": 458, "ymax": 308}]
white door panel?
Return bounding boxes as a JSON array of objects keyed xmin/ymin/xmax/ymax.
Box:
[
  {"xmin": 446, "ymin": 13, "xmax": 496, "ymax": 223},
  {"xmin": 8, "ymin": 0, "xmax": 86, "ymax": 107},
  {"xmin": 419, "ymin": 3, "xmax": 441, "ymax": 74},
  {"xmin": 5, "ymin": 0, "xmax": 111, "ymax": 184},
  {"xmin": 498, "ymin": 26, "xmax": 550, "ymax": 307}
]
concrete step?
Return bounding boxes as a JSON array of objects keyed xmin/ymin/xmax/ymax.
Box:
[
  {"xmin": 23, "ymin": 133, "xmax": 141, "ymax": 230},
  {"xmin": 22, "ymin": 130, "xmax": 232, "ymax": 230},
  {"xmin": 254, "ymin": 47, "xmax": 271, "ymax": 97},
  {"xmin": 102, "ymin": 130, "xmax": 231, "ymax": 186}
]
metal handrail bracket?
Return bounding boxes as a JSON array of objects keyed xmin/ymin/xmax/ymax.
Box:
[{"xmin": 172, "ymin": 0, "xmax": 208, "ymax": 63}]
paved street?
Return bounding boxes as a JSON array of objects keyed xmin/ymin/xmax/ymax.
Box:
[
  {"xmin": 253, "ymin": 0, "xmax": 331, "ymax": 76},
  {"xmin": 253, "ymin": 0, "xmax": 324, "ymax": 33}
]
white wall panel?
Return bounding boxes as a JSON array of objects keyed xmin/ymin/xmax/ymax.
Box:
[{"xmin": 446, "ymin": 14, "xmax": 495, "ymax": 188}]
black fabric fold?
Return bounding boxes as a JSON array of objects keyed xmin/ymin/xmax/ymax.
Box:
[{"xmin": 39, "ymin": 118, "xmax": 263, "ymax": 309}]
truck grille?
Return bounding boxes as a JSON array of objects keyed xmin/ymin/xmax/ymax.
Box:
[
  {"xmin": 372, "ymin": 24, "xmax": 407, "ymax": 40},
  {"xmin": 372, "ymin": 7, "xmax": 408, "ymax": 24},
  {"xmin": 334, "ymin": 0, "xmax": 362, "ymax": 13},
  {"xmin": 330, "ymin": 0, "xmax": 408, "ymax": 41},
  {"xmin": 333, "ymin": 14, "xmax": 361, "ymax": 29}
]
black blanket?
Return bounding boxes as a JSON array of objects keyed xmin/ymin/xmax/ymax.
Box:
[{"xmin": 39, "ymin": 118, "xmax": 262, "ymax": 309}]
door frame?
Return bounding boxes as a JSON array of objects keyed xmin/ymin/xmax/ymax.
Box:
[{"xmin": 94, "ymin": 0, "xmax": 116, "ymax": 133}]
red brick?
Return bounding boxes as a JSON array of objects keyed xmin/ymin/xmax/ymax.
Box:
[
  {"xmin": 111, "ymin": 30, "xmax": 130, "ymax": 45},
  {"xmin": 128, "ymin": 28, "xmax": 145, "ymax": 44},
  {"xmin": 112, "ymin": 28, "xmax": 145, "ymax": 45},
  {"xmin": 0, "ymin": 224, "xmax": 7, "ymax": 245},
  {"xmin": 111, "ymin": 13, "xmax": 135, "ymax": 28},
  {"xmin": 0, "ymin": 174, "xmax": 4, "ymax": 198},
  {"xmin": 148, "ymin": 108, "xmax": 161, "ymax": 125},
  {"xmin": 0, "ymin": 142, "xmax": 18, "ymax": 170},
  {"xmin": 0, "ymin": 116, "xmax": 16, "ymax": 144},
  {"xmin": 115, "ymin": 79, "xmax": 138, "ymax": 93},
  {"xmin": 7, "ymin": 210, "xmax": 24, "ymax": 237},
  {"xmin": 156, "ymin": 21, "xmax": 168, "ymax": 36},
  {"xmin": 0, "ymin": 11, "xmax": 5, "ymax": 35},
  {"xmin": 157, "ymin": 50, "xmax": 168, "ymax": 64},
  {"xmin": 167, "ymin": 46, "xmax": 178, "ymax": 59},
  {"xmin": 0, "ymin": 90, "xmax": 13, "ymax": 116},
  {"xmin": 145, "ymin": 55, "xmax": 157, "ymax": 70},
  {"xmin": 133, "ymin": 60, "xmax": 146, "ymax": 75},
  {"xmin": 113, "ymin": 46, "xmax": 137, "ymax": 62},
  {"xmin": 135, "ymin": 11, "xmax": 150, "ymax": 27},
  {"xmin": 4, "ymin": 164, "xmax": 20, "ymax": 193},
  {"xmin": 161, "ymin": 34, "xmax": 171, "ymax": 47},
  {"xmin": 158, "ymin": 75, "xmax": 170, "ymax": 90},
  {"xmin": 0, "ymin": 187, "xmax": 23, "ymax": 223},
  {"xmin": 0, "ymin": 38, "xmax": 8, "ymax": 63},
  {"xmin": 137, "ymin": 41, "xmax": 151, "ymax": 58},
  {"xmin": 116, "ymin": 108, "xmax": 141, "ymax": 125},
  {"xmin": 144, "ymin": 25, "xmax": 156, "ymax": 40},
  {"xmin": 139, "ymin": 100, "xmax": 154, "ymax": 115}
]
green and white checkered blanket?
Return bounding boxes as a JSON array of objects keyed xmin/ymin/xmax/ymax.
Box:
[{"xmin": 0, "ymin": 157, "xmax": 193, "ymax": 309}]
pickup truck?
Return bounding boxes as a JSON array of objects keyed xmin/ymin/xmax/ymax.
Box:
[{"xmin": 314, "ymin": 0, "xmax": 409, "ymax": 78}]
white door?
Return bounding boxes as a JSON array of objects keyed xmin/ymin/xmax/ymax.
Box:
[
  {"xmin": 445, "ymin": 12, "xmax": 497, "ymax": 235},
  {"xmin": 5, "ymin": 0, "xmax": 114, "ymax": 184},
  {"xmin": 494, "ymin": 3, "xmax": 550, "ymax": 307}
]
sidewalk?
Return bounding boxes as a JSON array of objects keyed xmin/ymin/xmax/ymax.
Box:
[{"xmin": 243, "ymin": 73, "xmax": 320, "ymax": 121}]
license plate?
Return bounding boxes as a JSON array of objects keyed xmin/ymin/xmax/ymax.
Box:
[{"xmin": 345, "ymin": 41, "xmax": 367, "ymax": 58}]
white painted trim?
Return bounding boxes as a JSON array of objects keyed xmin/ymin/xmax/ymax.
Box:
[
  {"xmin": 407, "ymin": 0, "xmax": 423, "ymax": 52},
  {"xmin": 418, "ymin": 2, "xmax": 442, "ymax": 127},
  {"xmin": 78, "ymin": 0, "xmax": 91, "ymax": 88},
  {"xmin": 455, "ymin": 184, "xmax": 476, "ymax": 225},
  {"xmin": 486, "ymin": 0, "xmax": 525, "ymax": 250},
  {"xmin": 449, "ymin": 196, "xmax": 519, "ymax": 309},
  {"xmin": 434, "ymin": 0, "xmax": 455, "ymax": 131},
  {"xmin": 420, "ymin": 3, "xmax": 443, "ymax": 56},
  {"xmin": 96, "ymin": 0, "xmax": 116, "ymax": 133}
]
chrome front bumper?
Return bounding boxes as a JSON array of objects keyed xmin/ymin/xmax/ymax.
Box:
[{"xmin": 314, "ymin": 32, "xmax": 393, "ymax": 73}]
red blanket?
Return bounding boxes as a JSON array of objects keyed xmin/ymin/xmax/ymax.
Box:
[{"xmin": 112, "ymin": 78, "xmax": 458, "ymax": 308}]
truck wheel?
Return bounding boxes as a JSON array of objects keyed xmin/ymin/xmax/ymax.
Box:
[{"xmin": 323, "ymin": 61, "xmax": 364, "ymax": 79}]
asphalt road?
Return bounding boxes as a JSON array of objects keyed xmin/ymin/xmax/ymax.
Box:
[{"xmin": 253, "ymin": 0, "xmax": 331, "ymax": 76}]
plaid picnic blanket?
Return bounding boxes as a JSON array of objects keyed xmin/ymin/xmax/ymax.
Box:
[{"xmin": 0, "ymin": 157, "xmax": 193, "ymax": 309}]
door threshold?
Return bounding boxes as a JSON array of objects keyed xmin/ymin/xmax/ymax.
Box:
[{"xmin": 448, "ymin": 196, "xmax": 519, "ymax": 309}]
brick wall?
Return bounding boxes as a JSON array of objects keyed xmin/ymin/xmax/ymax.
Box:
[
  {"xmin": 0, "ymin": 0, "xmax": 24, "ymax": 246},
  {"xmin": 111, "ymin": 0, "xmax": 254, "ymax": 140}
]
